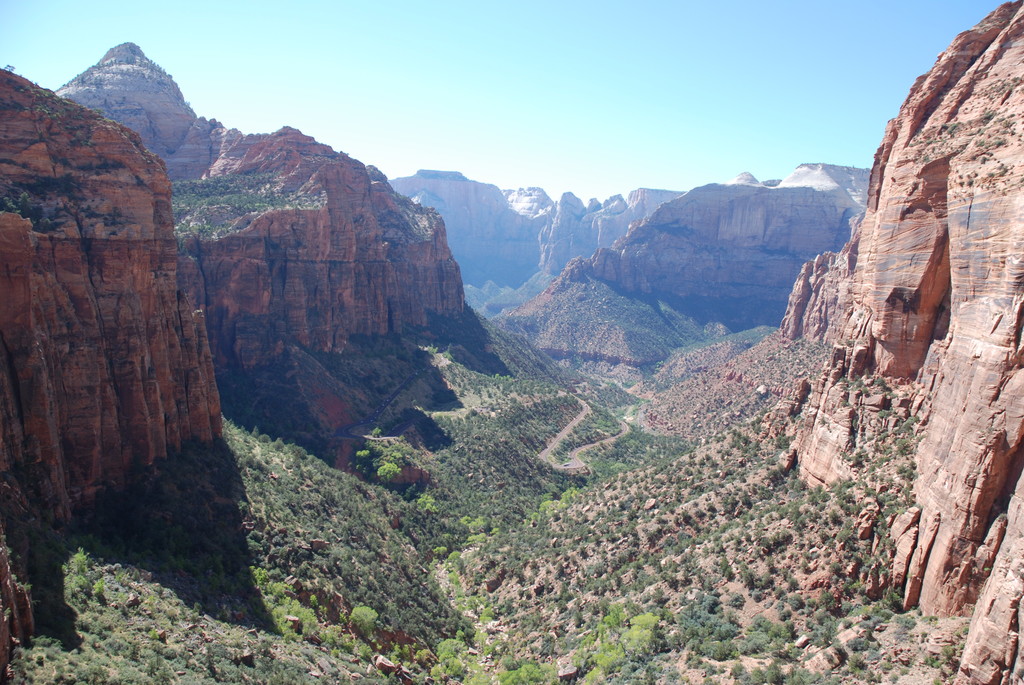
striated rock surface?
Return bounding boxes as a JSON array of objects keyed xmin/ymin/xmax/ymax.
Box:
[
  {"xmin": 391, "ymin": 171, "xmax": 680, "ymax": 298},
  {"xmin": 777, "ymin": 5, "xmax": 1024, "ymax": 683},
  {"xmin": 177, "ymin": 132, "xmax": 465, "ymax": 369},
  {"xmin": 0, "ymin": 69, "xmax": 221, "ymax": 676},
  {"xmin": 0, "ymin": 69, "xmax": 221, "ymax": 518}
]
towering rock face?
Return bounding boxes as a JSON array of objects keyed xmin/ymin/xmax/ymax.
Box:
[
  {"xmin": 779, "ymin": 5, "xmax": 1024, "ymax": 682},
  {"xmin": 0, "ymin": 70, "xmax": 221, "ymax": 676},
  {"xmin": 391, "ymin": 171, "xmax": 547, "ymax": 287},
  {"xmin": 390, "ymin": 170, "xmax": 680, "ymax": 299},
  {"xmin": 0, "ymin": 69, "xmax": 221, "ymax": 519},
  {"xmin": 57, "ymin": 43, "xmax": 239, "ymax": 180},
  {"xmin": 57, "ymin": 43, "xmax": 466, "ymax": 464},
  {"xmin": 177, "ymin": 130, "xmax": 465, "ymax": 369}
]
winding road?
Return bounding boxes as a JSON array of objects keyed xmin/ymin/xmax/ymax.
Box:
[{"xmin": 538, "ymin": 397, "xmax": 632, "ymax": 473}]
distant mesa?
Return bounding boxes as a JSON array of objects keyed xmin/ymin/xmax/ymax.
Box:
[{"xmin": 413, "ymin": 169, "xmax": 470, "ymax": 181}]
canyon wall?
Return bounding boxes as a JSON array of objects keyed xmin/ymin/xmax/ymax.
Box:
[
  {"xmin": 779, "ymin": 5, "xmax": 1024, "ymax": 682},
  {"xmin": 582, "ymin": 164, "xmax": 866, "ymax": 330},
  {"xmin": 58, "ymin": 45, "xmax": 466, "ymax": 372},
  {"xmin": 501, "ymin": 165, "xmax": 867, "ymax": 368},
  {"xmin": 390, "ymin": 171, "xmax": 547, "ymax": 288},
  {"xmin": 0, "ymin": 69, "xmax": 221, "ymax": 676}
]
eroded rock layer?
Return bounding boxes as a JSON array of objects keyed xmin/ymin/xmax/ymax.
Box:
[
  {"xmin": 779, "ymin": 5, "xmax": 1024, "ymax": 682},
  {"xmin": 0, "ymin": 69, "xmax": 221, "ymax": 516}
]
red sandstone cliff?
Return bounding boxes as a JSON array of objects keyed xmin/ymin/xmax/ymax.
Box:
[
  {"xmin": 57, "ymin": 44, "xmax": 465, "ymax": 464},
  {"xmin": 176, "ymin": 128, "xmax": 465, "ymax": 370},
  {"xmin": 0, "ymin": 70, "xmax": 221, "ymax": 677},
  {"xmin": 779, "ymin": 5, "xmax": 1024, "ymax": 682}
]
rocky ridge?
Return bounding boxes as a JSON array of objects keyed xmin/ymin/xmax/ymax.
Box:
[
  {"xmin": 0, "ymin": 69, "xmax": 221, "ymax": 677},
  {"xmin": 777, "ymin": 5, "xmax": 1024, "ymax": 682}
]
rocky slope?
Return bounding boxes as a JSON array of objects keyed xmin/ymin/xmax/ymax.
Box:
[
  {"xmin": 57, "ymin": 43, "xmax": 239, "ymax": 180},
  {"xmin": 390, "ymin": 170, "xmax": 679, "ymax": 310},
  {"xmin": 777, "ymin": 4, "xmax": 1024, "ymax": 682},
  {"xmin": 0, "ymin": 69, "xmax": 221, "ymax": 678}
]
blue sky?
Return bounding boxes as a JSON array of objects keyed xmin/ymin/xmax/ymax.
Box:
[{"xmin": 5, "ymin": 0, "xmax": 995, "ymax": 201}]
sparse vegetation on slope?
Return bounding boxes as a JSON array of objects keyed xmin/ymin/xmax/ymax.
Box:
[
  {"xmin": 172, "ymin": 172, "xmax": 326, "ymax": 240},
  {"xmin": 445, "ymin": 412, "xmax": 963, "ymax": 684},
  {"xmin": 641, "ymin": 331, "xmax": 830, "ymax": 441}
]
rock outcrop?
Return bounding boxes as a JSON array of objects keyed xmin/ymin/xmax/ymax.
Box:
[
  {"xmin": 780, "ymin": 231, "xmax": 860, "ymax": 342},
  {"xmin": 0, "ymin": 69, "xmax": 221, "ymax": 677},
  {"xmin": 57, "ymin": 43, "xmax": 239, "ymax": 180},
  {"xmin": 777, "ymin": 5, "xmax": 1024, "ymax": 682}
]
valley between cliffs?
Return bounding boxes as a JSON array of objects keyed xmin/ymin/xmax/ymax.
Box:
[{"xmin": 3, "ymin": 3, "xmax": 1024, "ymax": 684}]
